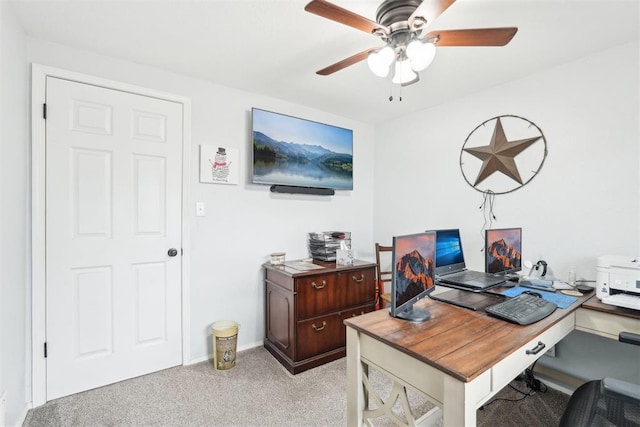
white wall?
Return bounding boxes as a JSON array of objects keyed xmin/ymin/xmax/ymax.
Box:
[
  {"xmin": 1, "ymin": 5, "xmax": 4, "ymax": 420},
  {"xmin": 0, "ymin": 2, "xmax": 30, "ymax": 426},
  {"xmin": 373, "ymin": 41, "xmax": 639, "ymax": 283},
  {"xmin": 4, "ymin": 8, "xmax": 636, "ymax": 422},
  {"xmin": 26, "ymin": 38, "xmax": 375, "ymax": 362}
]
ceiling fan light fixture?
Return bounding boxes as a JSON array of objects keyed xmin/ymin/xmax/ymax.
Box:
[
  {"xmin": 391, "ymin": 57, "xmax": 417, "ymax": 85},
  {"xmin": 406, "ymin": 39, "xmax": 436, "ymax": 71},
  {"xmin": 367, "ymin": 46, "xmax": 394, "ymax": 77},
  {"xmin": 303, "ymin": 0, "xmax": 518, "ymax": 93}
]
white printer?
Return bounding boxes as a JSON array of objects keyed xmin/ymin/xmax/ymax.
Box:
[{"xmin": 596, "ymin": 255, "xmax": 640, "ymax": 310}]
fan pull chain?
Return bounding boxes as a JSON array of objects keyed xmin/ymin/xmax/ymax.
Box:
[
  {"xmin": 388, "ymin": 82, "xmax": 403, "ymax": 102},
  {"xmin": 479, "ymin": 190, "xmax": 496, "ymax": 251},
  {"xmin": 388, "ymin": 90, "xmax": 403, "ymax": 102}
]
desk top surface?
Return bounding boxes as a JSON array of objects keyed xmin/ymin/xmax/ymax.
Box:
[{"xmin": 344, "ymin": 289, "xmax": 591, "ymax": 383}]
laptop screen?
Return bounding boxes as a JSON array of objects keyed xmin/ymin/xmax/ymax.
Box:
[{"xmin": 434, "ymin": 229, "xmax": 466, "ymax": 276}]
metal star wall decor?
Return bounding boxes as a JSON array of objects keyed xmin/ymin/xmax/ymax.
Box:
[{"xmin": 460, "ymin": 115, "xmax": 547, "ymax": 195}]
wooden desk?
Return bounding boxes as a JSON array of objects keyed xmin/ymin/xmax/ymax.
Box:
[{"xmin": 344, "ymin": 290, "xmax": 592, "ymax": 426}]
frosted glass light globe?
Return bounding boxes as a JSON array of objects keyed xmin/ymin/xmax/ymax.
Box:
[
  {"xmin": 367, "ymin": 46, "xmax": 394, "ymax": 77},
  {"xmin": 406, "ymin": 40, "xmax": 436, "ymax": 71},
  {"xmin": 391, "ymin": 58, "xmax": 417, "ymax": 84}
]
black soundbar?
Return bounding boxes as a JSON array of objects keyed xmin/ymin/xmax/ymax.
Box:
[{"xmin": 270, "ymin": 185, "xmax": 335, "ymax": 196}]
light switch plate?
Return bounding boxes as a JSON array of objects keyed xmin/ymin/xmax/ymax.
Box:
[{"xmin": 196, "ymin": 202, "xmax": 205, "ymax": 217}]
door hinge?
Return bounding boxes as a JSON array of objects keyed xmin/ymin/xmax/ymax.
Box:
[
  {"xmin": 43, "ymin": 103, "xmax": 47, "ymax": 120},
  {"xmin": 181, "ymin": 248, "xmax": 184, "ymax": 255},
  {"xmin": 44, "ymin": 342, "xmax": 47, "ymax": 358}
]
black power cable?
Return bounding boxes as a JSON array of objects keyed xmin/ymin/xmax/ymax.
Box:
[{"xmin": 479, "ymin": 361, "xmax": 547, "ymax": 410}]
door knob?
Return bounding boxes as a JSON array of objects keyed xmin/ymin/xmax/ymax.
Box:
[{"xmin": 167, "ymin": 248, "xmax": 178, "ymax": 257}]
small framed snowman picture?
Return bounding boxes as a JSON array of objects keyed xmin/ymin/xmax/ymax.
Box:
[{"xmin": 199, "ymin": 145, "xmax": 239, "ymax": 185}]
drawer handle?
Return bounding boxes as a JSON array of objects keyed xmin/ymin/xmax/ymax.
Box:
[
  {"xmin": 312, "ymin": 321, "xmax": 327, "ymax": 332},
  {"xmin": 311, "ymin": 280, "xmax": 326, "ymax": 289},
  {"xmin": 352, "ymin": 274, "xmax": 365, "ymax": 283},
  {"xmin": 352, "ymin": 311, "xmax": 365, "ymax": 317},
  {"xmin": 526, "ymin": 341, "xmax": 546, "ymax": 355}
]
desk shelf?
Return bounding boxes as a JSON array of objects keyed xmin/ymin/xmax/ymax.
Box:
[{"xmin": 536, "ymin": 296, "xmax": 640, "ymax": 389}]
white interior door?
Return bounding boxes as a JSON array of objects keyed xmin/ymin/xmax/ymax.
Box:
[{"xmin": 45, "ymin": 77, "xmax": 183, "ymax": 400}]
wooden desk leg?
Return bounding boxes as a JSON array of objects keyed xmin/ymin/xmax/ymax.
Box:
[
  {"xmin": 347, "ymin": 327, "xmax": 365, "ymax": 426},
  {"xmin": 443, "ymin": 375, "xmax": 476, "ymax": 426}
]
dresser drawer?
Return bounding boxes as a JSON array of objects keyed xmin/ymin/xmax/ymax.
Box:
[
  {"xmin": 297, "ymin": 274, "xmax": 340, "ymax": 319},
  {"xmin": 338, "ymin": 304, "xmax": 376, "ymax": 343},
  {"xmin": 297, "ymin": 314, "xmax": 344, "ymax": 360},
  {"xmin": 339, "ymin": 267, "xmax": 376, "ymax": 309},
  {"xmin": 341, "ymin": 304, "xmax": 376, "ymax": 321}
]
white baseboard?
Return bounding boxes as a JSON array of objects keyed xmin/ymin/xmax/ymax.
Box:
[
  {"xmin": 0, "ymin": 391, "xmax": 5, "ymax": 427},
  {"xmin": 0, "ymin": 396, "xmax": 31, "ymax": 427},
  {"xmin": 14, "ymin": 403, "xmax": 31, "ymax": 427},
  {"xmin": 534, "ymin": 373, "xmax": 575, "ymax": 396}
]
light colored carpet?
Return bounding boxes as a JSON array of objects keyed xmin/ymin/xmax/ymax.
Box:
[{"xmin": 23, "ymin": 347, "xmax": 568, "ymax": 426}]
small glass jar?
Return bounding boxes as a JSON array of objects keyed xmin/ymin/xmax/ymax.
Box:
[{"xmin": 270, "ymin": 252, "xmax": 285, "ymax": 265}]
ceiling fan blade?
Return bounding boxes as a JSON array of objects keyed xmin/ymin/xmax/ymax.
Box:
[
  {"xmin": 427, "ymin": 27, "xmax": 518, "ymax": 46},
  {"xmin": 316, "ymin": 47, "xmax": 378, "ymax": 76},
  {"xmin": 409, "ymin": 0, "xmax": 456, "ymax": 29},
  {"xmin": 305, "ymin": 0, "xmax": 387, "ymax": 35}
]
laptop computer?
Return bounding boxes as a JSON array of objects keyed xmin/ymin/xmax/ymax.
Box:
[{"xmin": 433, "ymin": 229, "xmax": 505, "ymax": 290}]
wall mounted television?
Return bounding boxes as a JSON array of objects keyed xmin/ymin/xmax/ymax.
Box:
[
  {"xmin": 389, "ymin": 231, "xmax": 436, "ymax": 322},
  {"xmin": 485, "ymin": 227, "xmax": 522, "ymax": 275},
  {"xmin": 251, "ymin": 108, "xmax": 353, "ymax": 190}
]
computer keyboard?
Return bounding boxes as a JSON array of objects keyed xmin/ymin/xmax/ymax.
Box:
[
  {"xmin": 602, "ymin": 293, "xmax": 640, "ymax": 310},
  {"xmin": 485, "ymin": 293, "xmax": 557, "ymax": 325}
]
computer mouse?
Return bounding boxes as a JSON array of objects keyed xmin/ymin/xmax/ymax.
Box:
[
  {"xmin": 575, "ymin": 284, "xmax": 594, "ymax": 293},
  {"xmin": 523, "ymin": 290, "xmax": 542, "ymax": 298}
]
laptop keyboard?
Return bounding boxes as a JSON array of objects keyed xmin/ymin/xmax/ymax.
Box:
[
  {"xmin": 443, "ymin": 270, "xmax": 502, "ymax": 285},
  {"xmin": 446, "ymin": 271, "xmax": 485, "ymax": 281}
]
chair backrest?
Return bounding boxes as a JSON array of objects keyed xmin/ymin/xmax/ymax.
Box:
[
  {"xmin": 375, "ymin": 243, "xmax": 393, "ymax": 284},
  {"xmin": 559, "ymin": 331, "xmax": 640, "ymax": 426},
  {"xmin": 375, "ymin": 243, "xmax": 393, "ymax": 308}
]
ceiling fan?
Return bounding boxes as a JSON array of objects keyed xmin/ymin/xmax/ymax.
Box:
[{"xmin": 305, "ymin": 0, "xmax": 518, "ymax": 86}]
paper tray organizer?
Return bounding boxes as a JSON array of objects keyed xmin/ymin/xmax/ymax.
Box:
[{"xmin": 308, "ymin": 231, "xmax": 351, "ymax": 261}]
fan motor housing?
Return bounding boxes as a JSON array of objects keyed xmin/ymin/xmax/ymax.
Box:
[{"xmin": 376, "ymin": 0, "xmax": 422, "ymax": 27}]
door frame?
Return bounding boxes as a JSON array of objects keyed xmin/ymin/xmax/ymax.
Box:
[{"xmin": 31, "ymin": 64, "xmax": 192, "ymax": 407}]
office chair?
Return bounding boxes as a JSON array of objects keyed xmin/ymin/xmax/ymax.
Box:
[
  {"xmin": 374, "ymin": 243, "xmax": 392, "ymax": 310},
  {"xmin": 559, "ymin": 331, "xmax": 640, "ymax": 427}
]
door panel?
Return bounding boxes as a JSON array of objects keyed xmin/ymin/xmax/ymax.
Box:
[
  {"xmin": 133, "ymin": 262, "xmax": 168, "ymax": 345},
  {"xmin": 73, "ymin": 149, "xmax": 112, "ymax": 237},
  {"xmin": 45, "ymin": 77, "xmax": 183, "ymax": 400},
  {"xmin": 74, "ymin": 266, "xmax": 113, "ymax": 358}
]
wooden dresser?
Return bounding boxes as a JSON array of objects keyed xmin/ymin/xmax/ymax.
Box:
[{"xmin": 263, "ymin": 259, "xmax": 377, "ymax": 374}]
